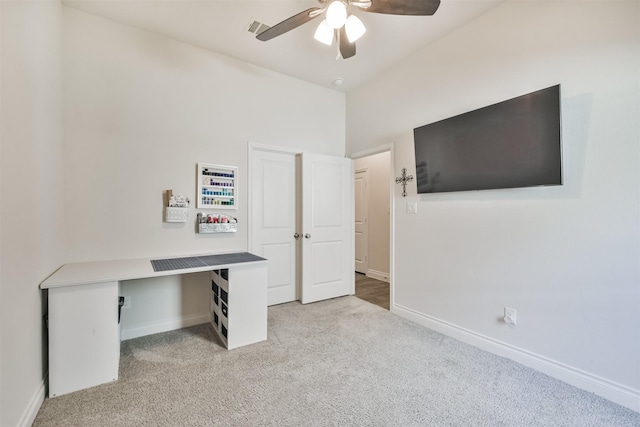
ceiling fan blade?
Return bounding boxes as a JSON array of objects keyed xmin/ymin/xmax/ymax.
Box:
[
  {"xmin": 339, "ymin": 27, "xmax": 356, "ymax": 59},
  {"xmin": 256, "ymin": 8, "xmax": 323, "ymax": 41},
  {"xmin": 361, "ymin": 0, "xmax": 440, "ymax": 16}
]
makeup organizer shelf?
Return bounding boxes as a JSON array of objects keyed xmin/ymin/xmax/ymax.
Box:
[{"xmin": 197, "ymin": 163, "xmax": 237, "ymax": 209}]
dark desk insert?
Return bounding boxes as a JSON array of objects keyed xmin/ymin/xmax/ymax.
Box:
[{"xmin": 150, "ymin": 252, "xmax": 265, "ymax": 272}]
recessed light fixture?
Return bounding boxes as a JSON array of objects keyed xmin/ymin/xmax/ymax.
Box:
[{"xmin": 333, "ymin": 77, "xmax": 344, "ymax": 86}]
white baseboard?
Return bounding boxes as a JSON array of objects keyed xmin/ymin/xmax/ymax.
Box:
[
  {"xmin": 366, "ymin": 269, "xmax": 390, "ymax": 283},
  {"xmin": 392, "ymin": 303, "xmax": 640, "ymax": 413},
  {"xmin": 121, "ymin": 312, "xmax": 211, "ymax": 341},
  {"xmin": 18, "ymin": 376, "xmax": 46, "ymax": 427}
]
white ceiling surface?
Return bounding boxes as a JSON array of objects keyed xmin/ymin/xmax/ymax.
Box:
[{"xmin": 61, "ymin": 0, "xmax": 504, "ymax": 92}]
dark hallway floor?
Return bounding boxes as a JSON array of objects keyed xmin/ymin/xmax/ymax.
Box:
[{"xmin": 355, "ymin": 272, "xmax": 389, "ymax": 310}]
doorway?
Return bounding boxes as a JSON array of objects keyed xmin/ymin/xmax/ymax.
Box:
[
  {"xmin": 354, "ymin": 168, "xmax": 369, "ymax": 274},
  {"xmin": 351, "ymin": 148, "xmax": 392, "ymax": 310},
  {"xmin": 248, "ymin": 144, "xmax": 355, "ymax": 306}
]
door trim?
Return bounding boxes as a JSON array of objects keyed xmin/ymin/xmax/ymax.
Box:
[{"xmin": 349, "ymin": 144, "xmax": 395, "ymax": 310}]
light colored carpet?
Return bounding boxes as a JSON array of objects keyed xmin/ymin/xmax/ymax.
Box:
[{"xmin": 34, "ymin": 296, "xmax": 638, "ymax": 426}]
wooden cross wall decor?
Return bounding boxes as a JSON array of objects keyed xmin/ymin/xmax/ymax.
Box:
[{"xmin": 395, "ymin": 168, "xmax": 413, "ymax": 197}]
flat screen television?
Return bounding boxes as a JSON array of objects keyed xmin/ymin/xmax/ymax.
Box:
[{"xmin": 413, "ymin": 85, "xmax": 562, "ymax": 194}]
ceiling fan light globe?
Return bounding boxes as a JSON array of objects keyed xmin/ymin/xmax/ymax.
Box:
[
  {"xmin": 345, "ymin": 15, "xmax": 366, "ymax": 42},
  {"xmin": 326, "ymin": 1, "xmax": 347, "ymax": 29},
  {"xmin": 314, "ymin": 19, "xmax": 334, "ymax": 46}
]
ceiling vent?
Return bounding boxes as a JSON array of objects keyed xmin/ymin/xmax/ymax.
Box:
[{"xmin": 247, "ymin": 19, "xmax": 270, "ymax": 36}]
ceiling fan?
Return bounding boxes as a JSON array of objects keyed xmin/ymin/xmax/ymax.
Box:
[{"xmin": 256, "ymin": 0, "xmax": 441, "ymax": 59}]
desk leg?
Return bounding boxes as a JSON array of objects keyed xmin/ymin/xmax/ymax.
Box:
[{"xmin": 48, "ymin": 281, "xmax": 120, "ymax": 397}]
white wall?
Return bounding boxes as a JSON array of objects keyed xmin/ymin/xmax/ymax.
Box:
[
  {"xmin": 346, "ymin": 0, "xmax": 639, "ymax": 410},
  {"xmin": 0, "ymin": 1, "xmax": 66, "ymax": 425},
  {"xmin": 63, "ymin": 8, "xmax": 346, "ymax": 338},
  {"xmin": 354, "ymin": 152, "xmax": 390, "ymax": 278}
]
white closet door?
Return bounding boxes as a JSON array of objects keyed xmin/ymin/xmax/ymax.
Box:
[
  {"xmin": 301, "ymin": 153, "xmax": 354, "ymax": 304},
  {"xmin": 250, "ymin": 149, "xmax": 299, "ymax": 306}
]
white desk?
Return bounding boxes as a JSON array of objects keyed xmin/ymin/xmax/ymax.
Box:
[{"xmin": 41, "ymin": 252, "xmax": 268, "ymax": 397}]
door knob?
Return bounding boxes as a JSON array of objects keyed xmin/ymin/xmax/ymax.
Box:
[
  {"xmin": 294, "ymin": 233, "xmax": 300, "ymax": 239},
  {"xmin": 304, "ymin": 233, "xmax": 311, "ymax": 239}
]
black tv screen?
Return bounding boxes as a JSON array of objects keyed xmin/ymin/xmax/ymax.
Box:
[{"xmin": 413, "ymin": 85, "xmax": 562, "ymax": 194}]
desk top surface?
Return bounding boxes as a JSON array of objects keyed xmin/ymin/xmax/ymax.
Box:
[{"xmin": 41, "ymin": 252, "xmax": 267, "ymax": 289}]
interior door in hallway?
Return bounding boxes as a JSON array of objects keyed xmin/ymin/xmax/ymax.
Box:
[
  {"xmin": 250, "ymin": 149, "xmax": 299, "ymax": 306},
  {"xmin": 354, "ymin": 169, "xmax": 368, "ymax": 274},
  {"xmin": 301, "ymin": 153, "xmax": 354, "ymax": 304}
]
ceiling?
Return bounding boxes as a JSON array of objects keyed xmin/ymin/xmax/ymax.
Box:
[{"xmin": 61, "ymin": 0, "xmax": 505, "ymax": 92}]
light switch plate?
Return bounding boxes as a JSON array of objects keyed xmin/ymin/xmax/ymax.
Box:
[{"xmin": 406, "ymin": 202, "xmax": 418, "ymax": 214}]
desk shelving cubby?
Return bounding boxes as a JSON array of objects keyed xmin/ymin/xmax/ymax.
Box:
[
  {"xmin": 197, "ymin": 163, "xmax": 237, "ymax": 209},
  {"xmin": 210, "ymin": 267, "xmax": 266, "ymax": 350}
]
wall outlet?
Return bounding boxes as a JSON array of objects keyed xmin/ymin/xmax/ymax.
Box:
[
  {"xmin": 122, "ymin": 296, "xmax": 131, "ymax": 309},
  {"xmin": 406, "ymin": 202, "xmax": 418, "ymax": 214},
  {"xmin": 504, "ymin": 307, "xmax": 516, "ymax": 325}
]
